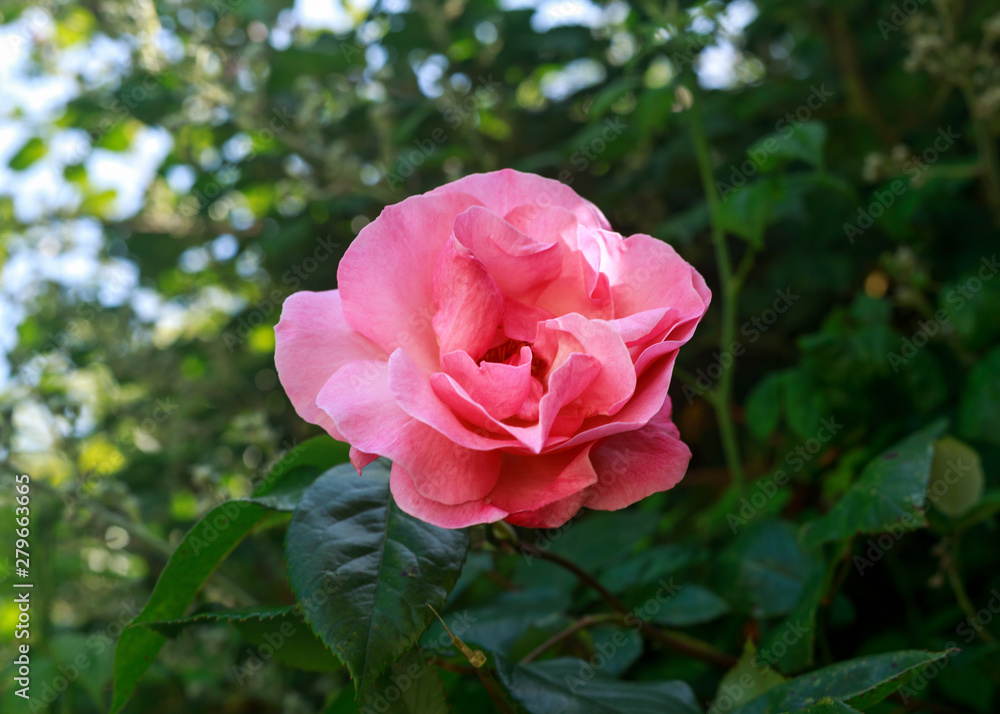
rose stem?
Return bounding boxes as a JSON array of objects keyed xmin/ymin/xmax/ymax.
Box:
[
  {"xmin": 941, "ymin": 534, "xmax": 998, "ymax": 644},
  {"xmin": 474, "ymin": 666, "xmax": 517, "ymax": 714},
  {"xmin": 520, "ymin": 613, "xmax": 623, "ymax": 663},
  {"xmin": 509, "ymin": 540, "xmax": 737, "ymax": 668},
  {"xmin": 684, "ymin": 78, "xmax": 750, "ymax": 503},
  {"xmin": 427, "ymin": 657, "xmax": 477, "ymax": 675}
]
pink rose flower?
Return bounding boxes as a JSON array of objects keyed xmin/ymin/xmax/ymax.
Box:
[{"xmin": 275, "ymin": 169, "xmax": 710, "ymax": 528}]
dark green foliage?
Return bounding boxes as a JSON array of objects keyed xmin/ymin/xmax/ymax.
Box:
[{"xmin": 3, "ymin": 0, "xmax": 1000, "ymax": 711}]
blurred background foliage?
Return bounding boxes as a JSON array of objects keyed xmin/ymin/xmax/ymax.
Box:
[{"xmin": 1, "ymin": 0, "xmax": 999, "ymax": 711}]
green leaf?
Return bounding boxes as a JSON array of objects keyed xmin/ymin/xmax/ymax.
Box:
[
  {"xmin": 731, "ymin": 650, "xmax": 950, "ymax": 713},
  {"xmin": 96, "ymin": 121, "xmax": 135, "ymax": 151},
  {"xmin": 599, "ymin": 543, "xmax": 702, "ymax": 594},
  {"xmin": 551, "ymin": 510, "xmax": 661, "ymax": 572},
  {"xmin": 801, "ymin": 421, "xmax": 946, "ymax": 548},
  {"xmin": 238, "ymin": 612, "xmax": 341, "ymax": 673},
  {"xmin": 746, "ymin": 373, "xmax": 785, "ymax": 441},
  {"xmin": 8, "ymin": 137, "xmax": 47, "ymax": 170},
  {"xmin": 718, "ymin": 178, "xmax": 779, "ymax": 248},
  {"xmin": 708, "ymin": 640, "xmax": 785, "ymax": 714},
  {"xmin": 110, "ymin": 438, "xmax": 348, "ymax": 713},
  {"xmin": 588, "ymin": 626, "xmax": 644, "ymax": 676},
  {"xmin": 111, "ymin": 504, "xmax": 293, "ymax": 698},
  {"xmin": 796, "ymin": 699, "xmax": 863, "ymax": 713},
  {"xmin": 716, "ymin": 520, "xmax": 820, "ymax": 619},
  {"xmin": 652, "ymin": 584, "xmax": 730, "ymax": 627},
  {"xmin": 516, "ymin": 509, "xmax": 660, "ymax": 592},
  {"xmin": 748, "ymin": 121, "xmax": 828, "ymax": 172},
  {"xmin": 143, "ymin": 603, "xmax": 297, "ymax": 632},
  {"xmin": 285, "ymin": 462, "xmax": 469, "ymax": 693},
  {"xmin": 659, "ymin": 202, "xmax": 710, "ymax": 245},
  {"xmin": 252, "ymin": 435, "xmax": 351, "ymax": 508},
  {"xmin": 50, "ymin": 633, "xmax": 114, "ymax": 709},
  {"xmin": 110, "ymin": 500, "xmax": 277, "ymax": 713},
  {"xmin": 958, "ymin": 347, "xmax": 1000, "ymax": 447},
  {"xmin": 427, "ymin": 587, "xmax": 570, "ymax": 654},
  {"xmin": 142, "ymin": 604, "xmax": 340, "ymax": 672},
  {"xmin": 782, "ymin": 370, "xmax": 827, "ymax": 441},
  {"xmin": 496, "ymin": 656, "xmax": 701, "ymax": 714},
  {"xmin": 757, "ymin": 560, "xmax": 827, "ymax": 674},
  {"xmin": 55, "ymin": 6, "xmax": 97, "ymax": 47},
  {"xmin": 358, "ymin": 650, "xmax": 449, "ymax": 714}
]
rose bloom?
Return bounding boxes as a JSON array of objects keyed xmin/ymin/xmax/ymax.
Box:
[{"xmin": 275, "ymin": 170, "xmax": 710, "ymax": 529}]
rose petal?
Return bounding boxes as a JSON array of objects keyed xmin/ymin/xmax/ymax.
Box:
[
  {"xmin": 532, "ymin": 250, "xmax": 614, "ymax": 319},
  {"xmin": 489, "ymin": 446, "xmax": 598, "ymax": 514},
  {"xmin": 388, "ymin": 348, "xmax": 522, "ymax": 450},
  {"xmin": 390, "ymin": 463, "xmax": 508, "ymax": 528},
  {"xmin": 432, "ymin": 168, "xmax": 611, "ymax": 231},
  {"xmin": 432, "ymin": 238, "xmax": 505, "ymax": 359},
  {"xmin": 440, "ymin": 347, "xmax": 538, "ymax": 422},
  {"xmin": 500, "ymin": 205, "xmax": 614, "ymax": 319},
  {"xmin": 559, "ymin": 350, "xmax": 678, "ymax": 449},
  {"xmin": 534, "ymin": 314, "xmax": 636, "ymax": 416},
  {"xmin": 584, "ymin": 398, "xmax": 690, "ymax": 510},
  {"xmin": 317, "ymin": 359, "xmax": 502, "ymax": 504},
  {"xmin": 349, "ymin": 447, "xmax": 378, "ymax": 474},
  {"xmin": 452, "ymin": 206, "xmax": 562, "ymax": 298},
  {"xmin": 608, "ymin": 307, "xmax": 678, "ymax": 345},
  {"xmin": 505, "ymin": 489, "xmax": 588, "ymax": 528},
  {"xmin": 337, "ymin": 191, "xmax": 483, "ymax": 369},
  {"xmin": 503, "ymin": 203, "xmax": 581, "ymax": 251},
  {"xmin": 430, "ymin": 352, "xmax": 600, "ymax": 454},
  {"xmin": 501, "ymin": 299, "xmax": 554, "ymax": 343},
  {"xmin": 601, "ymin": 232, "xmax": 711, "ymax": 319},
  {"xmin": 274, "ymin": 290, "xmax": 387, "ymax": 439}
]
